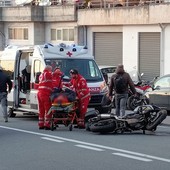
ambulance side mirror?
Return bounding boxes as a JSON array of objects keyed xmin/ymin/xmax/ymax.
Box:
[{"xmin": 35, "ymin": 72, "xmax": 41, "ymax": 83}]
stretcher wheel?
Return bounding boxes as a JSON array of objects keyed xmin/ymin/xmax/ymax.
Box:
[
  {"xmin": 69, "ymin": 124, "xmax": 73, "ymax": 131},
  {"xmin": 50, "ymin": 121, "xmax": 55, "ymax": 131}
]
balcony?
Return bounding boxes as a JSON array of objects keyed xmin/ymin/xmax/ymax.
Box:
[
  {"xmin": 77, "ymin": 1, "xmax": 170, "ymax": 25},
  {"xmin": 0, "ymin": 4, "xmax": 77, "ymax": 22}
]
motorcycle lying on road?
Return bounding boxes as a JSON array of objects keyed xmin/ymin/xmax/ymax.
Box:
[{"xmin": 85, "ymin": 104, "xmax": 167, "ymax": 134}]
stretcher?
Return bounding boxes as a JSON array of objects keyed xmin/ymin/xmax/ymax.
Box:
[{"xmin": 47, "ymin": 88, "xmax": 79, "ymax": 131}]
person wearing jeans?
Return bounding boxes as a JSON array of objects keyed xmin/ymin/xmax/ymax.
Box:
[
  {"xmin": 0, "ymin": 65, "xmax": 12, "ymax": 122},
  {"xmin": 109, "ymin": 64, "xmax": 136, "ymax": 117},
  {"xmin": 115, "ymin": 93, "xmax": 128, "ymax": 117}
]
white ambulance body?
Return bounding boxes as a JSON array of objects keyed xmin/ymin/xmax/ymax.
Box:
[{"xmin": 0, "ymin": 43, "xmax": 107, "ymax": 117}]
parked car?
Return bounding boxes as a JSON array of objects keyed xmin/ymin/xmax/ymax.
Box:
[
  {"xmin": 145, "ymin": 74, "xmax": 170, "ymax": 111},
  {"xmin": 99, "ymin": 65, "xmax": 116, "ymax": 84}
]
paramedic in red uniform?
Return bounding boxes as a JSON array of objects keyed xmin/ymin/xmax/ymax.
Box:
[
  {"xmin": 37, "ymin": 65, "xmax": 53, "ymax": 130},
  {"xmin": 52, "ymin": 68, "xmax": 63, "ymax": 89},
  {"xmin": 69, "ymin": 69, "xmax": 91, "ymax": 128}
]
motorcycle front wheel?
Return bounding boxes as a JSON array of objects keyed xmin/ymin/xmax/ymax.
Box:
[
  {"xmin": 90, "ymin": 119, "xmax": 116, "ymax": 133},
  {"xmin": 146, "ymin": 109, "xmax": 167, "ymax": 131}
]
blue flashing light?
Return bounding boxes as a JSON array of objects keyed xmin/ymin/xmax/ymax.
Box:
[
  {"xmin": 44, "ymin": 44, "xmax": 48, "ymax": 48},
  {"xmin": 72, "ymin": 48, "xmax": 76, "ymax": 52}
]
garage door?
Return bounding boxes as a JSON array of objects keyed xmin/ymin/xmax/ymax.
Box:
[
  {"xmin": 139, "ymin": 32, "xmax": 160, "ymax": 82},
  {"xmin": 93, "ymin": 32, "xmax": 122, "ymax": 66}
]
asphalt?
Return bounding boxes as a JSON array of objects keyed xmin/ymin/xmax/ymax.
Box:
[{"xmin": 161, "ymin": 114, "xmax": 170, "ymax": 126}]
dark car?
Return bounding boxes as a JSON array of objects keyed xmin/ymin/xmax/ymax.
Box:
[{"xmin": 145, "ymin": 74, "xmax": 170, "ymax": 111}]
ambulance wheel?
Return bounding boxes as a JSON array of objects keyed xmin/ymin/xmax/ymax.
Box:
[
  {"xmin": 69, "ymin": 124, "xmax": 73, "ymax": 131},
  {"xmin": 8, "ymin": 108, "xmax": 16, "ymax": 117}
]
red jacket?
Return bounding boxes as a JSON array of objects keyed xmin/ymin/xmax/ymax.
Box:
[
  {"xmin": 52, "ymin": 71, "xmax": 63, "ymax": 89},
  {"xmin": 38, "ymin": 70, "xmax": 53, "ymax": 95},
  {"xmin": 70, "ymin": 74, "xmax": 90, "ymax": 100}
]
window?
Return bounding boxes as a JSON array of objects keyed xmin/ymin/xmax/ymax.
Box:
[
  {"xmin": 154, "ymin": 77, "xmax": 170, "ymax": 89},
  {"xmin": 57, "ymin": 30, "xmax": 61, "ymax": 40},
  {"xmin": 8, "ymin": 28, "xmax": 28, "ymax": 40},
  {"xmin": 51, "ymin": 28, "xmax": 74, "ymax": 42},
  {"xmin": 63, "ymin": 29, "xmax": 69, "ymax": 41},
  {"xmin": 51, "ymin": 29, "xmax": 56, "ymax": 41},
  {"xmin": 45, "ymin": 59, "xmax": 103, "ymax": 82},
  {"xmin": 33, "ymin": 60, "xmax": 43, "ymax": 79}
]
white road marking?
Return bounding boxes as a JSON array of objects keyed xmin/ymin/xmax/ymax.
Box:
[
  {"xmin": 75, "ymin": 144, "xmax": 104, "ymax": 151},
  {"xmin": 113, "ymin": 153, "xmax": 152, "ymax": 162},
  {"xmin": 159, "ymin": 125, "xmax": 170, "ymax": 129},
  {"xmin": 1, "ymin": 125, "xmax": 170, "ymax": 163},
  {"xmin": 41, "ymin": 137, "xmax": 64, "ymax": 143}
]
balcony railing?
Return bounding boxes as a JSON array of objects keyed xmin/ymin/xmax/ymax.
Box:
[{"xmin": 0, "ymin": 0, "xmax": 169, "ymax": 7}]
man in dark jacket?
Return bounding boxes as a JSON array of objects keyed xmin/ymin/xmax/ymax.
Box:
[
  {"xmin": 109, "ymin": 64, "xmax": 136, "ymax": 117},
  {"xmin": 0, "ymin": 65, "xmax": 12, "ymax": 122}
]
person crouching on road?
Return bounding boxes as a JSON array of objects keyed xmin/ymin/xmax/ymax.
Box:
[
  {"xmin": 52, "ymin": 67, "xmax": 63, "ymax": 89},
  {"xmin": 69, "ymin": 69, "xmax": 91, "ymax": 128},
  {"xmin": 0, "ymin": 65, "xmax": 12, "ymax": 122},
  {"xmin": 37, "ymin": 65, "xmax": 53, "ymax": 130}
]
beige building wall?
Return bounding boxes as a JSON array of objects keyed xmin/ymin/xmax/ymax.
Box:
[{"xmin": 34, "ymin": 22, "xmax": 45, "ymax": 45}]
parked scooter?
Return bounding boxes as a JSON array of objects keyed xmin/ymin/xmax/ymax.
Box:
[{"xmin": 85, "ymin": 104, "xmax": 167, "ymax": 134}]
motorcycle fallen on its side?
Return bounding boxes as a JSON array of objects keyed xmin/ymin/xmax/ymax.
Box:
[{"xmin": 85, "ymin": 104, "xmax": 167, "ymax": 134}]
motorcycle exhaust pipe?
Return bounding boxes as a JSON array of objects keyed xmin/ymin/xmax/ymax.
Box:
[{"xmin": 98, "ymin": 114, "xmax": 114, "ymax": 119}]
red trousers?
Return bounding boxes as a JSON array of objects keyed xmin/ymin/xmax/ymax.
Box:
[
  {"xmin": 37, "ymin": 91, "xmax": 51, "ymax": 128},
  {"xmin": 78, "ymin": 96, "xmax": 90, "ymax": 119}
]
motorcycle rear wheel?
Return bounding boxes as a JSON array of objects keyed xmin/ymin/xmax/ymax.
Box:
[
  {"xmin": 146, "ymin": 110, "xmax": 167, "ymax": 131},
  {"xmin": 90, "ymin": 119, "xmax": 116, "ymax": 133}
]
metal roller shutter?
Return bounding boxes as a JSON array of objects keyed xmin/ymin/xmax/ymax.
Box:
[
  {"xmin": 139, "ymin": 32, "xmax": 160, "ymax": 82},
  {"xmin": 93, "ymin": 32, "xmax": 122, "ymax": 66}
]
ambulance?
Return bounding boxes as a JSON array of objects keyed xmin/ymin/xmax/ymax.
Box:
[{"xmin": 0, "ymin": 43, "xmax": 108, "ymax": 117}]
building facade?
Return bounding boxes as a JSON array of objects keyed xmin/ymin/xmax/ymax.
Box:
[{"xmin": 0, "ymin": 2, "xmax": 170, "ymax": 81}]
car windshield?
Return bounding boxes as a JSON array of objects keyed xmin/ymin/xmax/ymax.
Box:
[
  {"xmin": 45, "ymin": 58, "xmax": 103, "ymax": 82},
  {"xmin": 128, "ymin": 70, "xmax": 142, "ymax": 82},
  {"xmin": 154, "ymin": 76, "xmax": 170, "ymax": 89}
]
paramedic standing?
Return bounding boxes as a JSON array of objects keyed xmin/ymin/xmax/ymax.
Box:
[
  {"xmin": 109, "ymin": 64, "xmax": 136, "ymax": 117},
  {"xmin": 52, "ymin": 68, "xmax": 63, "ymax": 89},
  {"xmin": 0, "ymin": 65, "xmax": 12, "ymax": 122},
  {"xmin": 69, "ymin": 69, "xmax": 91, "ymax": 128},
  {"xmin": 37, "ymin": 65, "xmax": 53, "ymax": 130}
]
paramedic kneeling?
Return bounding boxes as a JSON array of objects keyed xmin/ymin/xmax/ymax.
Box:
[
  {"xmin": 69, "ymin": 69, "xmax": 91, "ymax": 128},
  {"xmin": 37, "ymin": 65, "xmax": 53, "ymax": 130},
  {"xmin": 0, "ymin": 65, "xmax": 12, "ymax": 122}
]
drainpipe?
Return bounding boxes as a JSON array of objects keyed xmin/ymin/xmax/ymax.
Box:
[
  {"xmin": 84, "ymin": 26, "xmax": 87, "ymax": 46},
  {"xmin": 159, "ymin": 23, "xmax": 166, "ymax": 76},
  {"xmin": 0, "ymin": 31, "xmax": 6, "ymax": 50}
]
